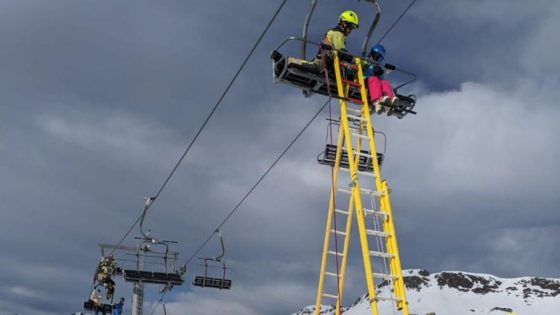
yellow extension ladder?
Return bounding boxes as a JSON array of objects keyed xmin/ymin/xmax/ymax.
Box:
[{"xmin": 314, "ymin": 51, "xmax": 409, "ymax": 315}]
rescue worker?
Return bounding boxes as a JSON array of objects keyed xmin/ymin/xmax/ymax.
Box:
[
  {"xmin": 274, "ymin": 10, "xmax": 359, "ymax": 71},
  {"xmin": 364, "ymin": 44, "xmax": 396, "ymax": 113},
  {"xmin": 106, "ymin": 281, "xmax": 115, "ymax": 301},
  {"xmin": 314, "ymin": 10, "xmax": 359, "ymax": 70},
  {"xmin": 95, "ymin": 256, "xmax": 116, "ymax": 301}
]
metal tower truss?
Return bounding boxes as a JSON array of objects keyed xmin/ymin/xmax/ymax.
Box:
[
  {"xmin": 314, "ymin": 51, "xmax": 409, "ymax": 315},
  {"xmin": 97, "ymin": 240, "xmax": 184, "ymax": 315}
]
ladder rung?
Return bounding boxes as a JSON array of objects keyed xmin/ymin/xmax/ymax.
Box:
[
  {"xmin": 347, "ymin": 114, "xmax": 366, "ymax": 121},
  {"xmin": 372, "ymin": 272, "xmax": 399, "ymax": 280},
  {"xmin": 342, "ymin": 79, "xmax": 361, "ymax": 87},
  {"xmin": 363, "ymin": 208, "xmax": 388, "ymax": 218},
  {"xmin": 361, "ymin": 188, "xmax": 384, "ymax": 196},
  {"xmin": 338, "ymin": 187, "xmax": 384, "ymax": 197},
  {"xmin": 337, "ymin": 187, "xmax": 353, "ymax": 195},
  {"xmin": 328, "ymin": 250, "xmax": 344, "ymax": 257},
  {"xmin": 374, "ymin": 296, "xmax": 403, "ymax": 302},
  {"xmin": 366, "ymin": 229, "xmax": 390, "ymax": 237},
  {"xmin": 340, "ymin": 168, "xmax": 375, "ymax": 177},
  {"xmin": 326, "ymin": 272, "xmax": 341, "ymax": 278},
  {"xmin": 369, "ymin": 251, "xmax": 394, "ymax": 259},
  {"xmin": 323, "ymin": 293, "xmax": 339, "ymax": 299},
  {"xmin": 350, "ymin": 132, "xmax": 369, "ymax": 140},
  {"xmin": 340, "ymin": 147, "xmax": 373, "ymax": 158},
  {"xmin": 347, "ymin": 97, "xmax": 364, "ymax": 105},
  {"xmin": 346, "ymin": 108, "xmax": 362, "ymax": 114},
  {"xmin": 334, "ymin": 208, "xmax": 349, "ymax": 215},
  {"xmin": 331, "ymin": 229, "xmax": 346, "ymax": 236}
]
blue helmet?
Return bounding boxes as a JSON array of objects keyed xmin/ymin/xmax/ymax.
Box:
[{"xmin": 370, "ymin": 44, "xmax": 386, "ymax": 62}]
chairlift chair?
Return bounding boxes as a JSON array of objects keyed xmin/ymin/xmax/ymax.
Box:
[
  {"xmin": 192, "ymin": 230, "xmax": 232, "ymax": 290},
  {"xmin": 121, "ymin": 238, "xmax": 184, "ymax": 286},
  {"xmin": 318, "ymin": 144, "xmax": 383, "ymax": 172},
  {"xmin": 271, "ymin": 0, "xmax": 417, "ymax": 119},
  {"xmin": 317, "ymin": 120, "xmax": 386, "ymax": 171},
  {"xmin": 120, "ymin": 198, "xmax": 185, "ymax": 287}
]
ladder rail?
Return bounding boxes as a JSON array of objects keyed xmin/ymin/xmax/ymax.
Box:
[
  {"xmin": 315, "ymin": 97, "xmax": 347, "ymax": 314},
  {"xmin": 333, "ymin": 189, "xmax": 357, "ymax": 313},
  {"xmin": 381, "ymin": 180, "xmax": 409, "ymax": 313},
  {"xmin": 359, "ymin": 58, "xmax": 410, "ymax": 315}
]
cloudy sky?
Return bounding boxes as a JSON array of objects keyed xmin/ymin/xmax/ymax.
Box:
[{"xmin": 1, "ymin": 0, "xmax": 559, "ymax": 314}]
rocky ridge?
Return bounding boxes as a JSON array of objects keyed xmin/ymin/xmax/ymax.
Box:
[{"xmin": 292, "ymin": 269, "xmax": 560, "ymax": 315}]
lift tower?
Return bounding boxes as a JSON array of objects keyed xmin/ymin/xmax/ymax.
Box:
[
  {"xmin": 314, "ymin": 52, "xmax": 409, "ymax": 315},
  {"xmin": 98, "ymin": 241, "xmax": 184, "ymax": 315}
]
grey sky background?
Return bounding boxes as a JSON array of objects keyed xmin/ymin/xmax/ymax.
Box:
[{"xmin": 0, "ymin": 0, "xmax": 559, "ymax": 314}]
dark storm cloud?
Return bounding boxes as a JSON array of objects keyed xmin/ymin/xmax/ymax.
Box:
[{"xmin": 1, "ymin": 1, "xmax": 559, "ymax": 314}]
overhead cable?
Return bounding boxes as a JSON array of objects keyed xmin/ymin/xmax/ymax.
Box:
[
  {"xmin": 377, "ymin": 0, "xmax": 418, "ymax": 44},
  {"xmin": 183, "ymin": 99, "xmax": 330, "ymax": 268},
  {"xmin": 109, "ymin": 0, "xmax": 289, "ymax": 254},
  {"xmin": 141, "ymin": 0, "xmax": 420, "ymax": 309}
]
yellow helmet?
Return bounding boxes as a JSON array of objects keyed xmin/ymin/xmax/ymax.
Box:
[{"xmin": 339, "ymin": 10, "xmax": 359, "ymax": 29}]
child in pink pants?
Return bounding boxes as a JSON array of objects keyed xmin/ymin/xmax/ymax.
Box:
[
  {"xmin": 364, "ymin": 44, "xmax": 395, "ymax": 113},
  {"xmin": 368, "ymin": 76, "xmax": 395, "ymax": 102}
]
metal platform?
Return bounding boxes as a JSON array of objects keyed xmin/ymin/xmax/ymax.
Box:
[
  {"xmin": 123, "ymin": 269, "xmax": 184, "ymax": 286},
  {"xmin": 272, "ymin": 52, "xmax": 362, "ymax": 102},
  {"xmin": 271, "ymin": 37, "xmax": 418, "ymax": 119}
]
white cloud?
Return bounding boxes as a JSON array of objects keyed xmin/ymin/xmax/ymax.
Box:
[
  {"xmin": 9, "ymin": 286, "xmax": 45, "ymax": 300},
  {"xmin": 382, "ymin": 79, "xmax": 560, "ymax": 203},
  {"xmin": 35, "ymin": 108, "xmax": 183, "ymax": 169},
  {"xmin": 1, "ymin": 1, "xmax": 559, "ymax": 314},
  {"xmin": 413, "ymin": 0, "xmax": 549, "ymax": 28},
  {"xmin": 161, "ymin": 293, "xmax": 260, "ymax": 315},
  {"xmin": 161, "ymin": 280, "xmax": 314, "ymax": 315},
  {"xmin": 522, "ymin": 4, "xmax": 560, "ymax": 76}
]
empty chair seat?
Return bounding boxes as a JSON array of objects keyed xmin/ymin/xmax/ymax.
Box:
[
  {"xmin": 318, "ymin": 144, "xmax": 383, "ymax": 171},
  {"xmin": 192, "ymin": 276, "xmax": 232, "ymax": 290},
  {"xmin": 123, "ymin": 270, "xmax": 184, "ymax": 286}
]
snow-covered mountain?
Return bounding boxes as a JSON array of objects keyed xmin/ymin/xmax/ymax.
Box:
[{"xmin": 293, "ymin": 269, "xmax": 560, "ymax": 315}]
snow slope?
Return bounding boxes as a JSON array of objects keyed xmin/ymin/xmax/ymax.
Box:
[{"xmin": 293, "ymin": 269, "xmax": 560, "ymax": 315}]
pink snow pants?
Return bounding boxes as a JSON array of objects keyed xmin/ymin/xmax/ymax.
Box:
[{"xmin": 367, "ymin": 76, "xmax": 394, "ymax": 102}]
